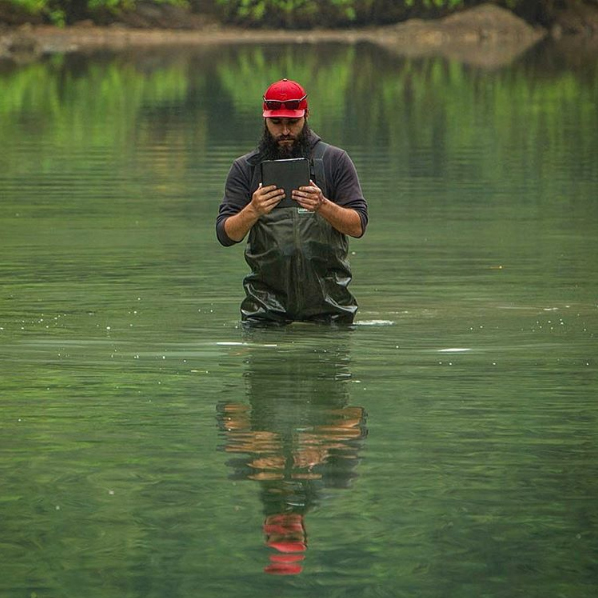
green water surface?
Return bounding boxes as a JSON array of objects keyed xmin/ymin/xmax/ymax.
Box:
[{"xmin": 1, "ymin": 41, "xmax": 597, "ymax": 598}]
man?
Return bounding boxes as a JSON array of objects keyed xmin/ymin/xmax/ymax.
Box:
[{"xmin": 216, "ymin": 78, "xmax": 368, "ymax": 326}]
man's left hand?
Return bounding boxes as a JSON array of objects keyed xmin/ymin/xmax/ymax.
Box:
[{"xmin": 293, "ymin": 180, "xmax": 326, "ymax": 212}]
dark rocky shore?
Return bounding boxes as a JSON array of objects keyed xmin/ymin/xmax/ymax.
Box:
[{"xmin": 1, "ymin": 2, "xmax": 597, "ymax": 66}]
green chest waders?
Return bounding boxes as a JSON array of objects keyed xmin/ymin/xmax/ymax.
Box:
[{"xmin": 241, "ymin": 143, "xmax": 358, "ymax": 324}]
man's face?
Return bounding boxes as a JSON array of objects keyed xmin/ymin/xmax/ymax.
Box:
[{"xmin": 265, "ymin": 117, "xmax": 306, "ymax": 149}]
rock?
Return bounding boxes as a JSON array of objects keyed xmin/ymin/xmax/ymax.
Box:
[
  {"xmin": 0, "ymin": 31, "xmax": 42, "ymax": 63},
  {"xmin": 372, "ymin": 4, "xmax": 547, "ymax": 68},
  {"xmin": 552, "ymin": 3, "xmax": 598, "ymax": 37},
  {"xmin": 388, "ymin": 4, "xmax": 545, "ymax": 43},
  {"xmin": 441, "ymin": 4, "xmax": 544, "ymax": 40}
]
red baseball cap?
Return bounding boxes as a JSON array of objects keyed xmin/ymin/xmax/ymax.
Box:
[{"xmin": 262, "ymin": 79, "xmax": 308, "ymax": 118}]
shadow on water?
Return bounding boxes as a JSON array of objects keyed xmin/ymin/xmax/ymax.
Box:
[{"xmin": 216, "ymin": 327, "xmax": 367, "ymax": 576}]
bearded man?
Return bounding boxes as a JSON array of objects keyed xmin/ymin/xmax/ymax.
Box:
[{"xmin": 216, "ymin": 79, "xmax": 368, "ymax": 326}]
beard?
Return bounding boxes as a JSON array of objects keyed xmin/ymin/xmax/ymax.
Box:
[{"xmin": 258, "ymin": 122, "xmax": 312, "ymax": 161}]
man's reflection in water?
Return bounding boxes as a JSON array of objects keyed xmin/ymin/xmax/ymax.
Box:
[{"xmin": 216, "ymin": 329, "xmax": 367, "ymax": 575}]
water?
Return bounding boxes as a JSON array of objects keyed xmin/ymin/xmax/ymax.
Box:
[{"xmin": 1, "ymin": 40, "xmax": 597, "ymax": 597}]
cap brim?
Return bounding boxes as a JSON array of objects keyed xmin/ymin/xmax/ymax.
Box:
[
  {"xmin": 267, "ymin": 541, "xmax": 307, "ymax": 553},
  {"xmin": 263, "ymin": 109, "xmax": 306, "ymax": 118}
]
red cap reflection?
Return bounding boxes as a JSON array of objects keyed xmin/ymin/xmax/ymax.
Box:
[{"xmin": 263, "ymin": 513, "xmax": 306, "ymax": 575}]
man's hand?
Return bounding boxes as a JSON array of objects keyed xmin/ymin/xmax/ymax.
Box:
[
  {"xmin": 223, "ymin": 184, "xmax": 284, "ymax": 243},
  {"xmin": 251, "ymin": 184, "xmax": 285, "ymax": 216},
  {"xmin": 292, "ymin": 180, "xmax": 325, "ymax": 212},
  {"xmin": 293, "ymin": 180, "xmax": 363, "ymax": 237}
]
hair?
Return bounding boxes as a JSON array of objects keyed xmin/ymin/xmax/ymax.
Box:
[{"xmin": 258, "ymin": 121, "xmax": 312, "ymax": 161}]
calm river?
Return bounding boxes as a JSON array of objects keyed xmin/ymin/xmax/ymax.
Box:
[{"xmin": 1, "ymin": 39, "xmax": 597, "ymax": 597}]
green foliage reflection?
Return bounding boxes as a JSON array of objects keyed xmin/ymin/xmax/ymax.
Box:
[{"xmin": 1, "ymin": 44, "xmax": 597, "ymax": 193}]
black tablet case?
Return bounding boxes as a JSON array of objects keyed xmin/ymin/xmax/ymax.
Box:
[{"xmin": 260, "ymin": 158, "xmax": 310, "ymax": 208}]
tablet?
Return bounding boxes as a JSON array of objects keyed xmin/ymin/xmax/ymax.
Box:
[{"xmin": 260, "ymin": 158, "xmax": 310, "ymax": 208}]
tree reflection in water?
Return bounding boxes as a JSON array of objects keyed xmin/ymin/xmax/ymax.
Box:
[{"xmin": 216, "ymin": 329, "xmax": 367, "ymax": 575}]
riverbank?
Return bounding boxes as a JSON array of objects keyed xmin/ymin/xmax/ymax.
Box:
[{"xmin": 1, "ymin": 3, "xmax": 597, "ymax": 67}]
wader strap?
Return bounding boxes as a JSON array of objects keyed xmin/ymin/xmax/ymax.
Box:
[
  {"xmin": 247, "ymin": 150, "xmax": 262, "ymax": 193},
  {"xmin": 250, "ymin": 167, "xmax": 261, "ymax": 193},
  {"xmin": 310, "ymin": 141, "xmax": 329, "ymax": 197}
]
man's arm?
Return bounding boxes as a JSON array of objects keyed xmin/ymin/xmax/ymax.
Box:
[
  {"xmin": 217, "ymin": 158, "xmax": 285, "ymax": 246},
  {"xmin": 319, "ymin": 200, "xmax": 363, "ymax": 238},
  {"xmin": 224, "ymin": 184, "xmax": 285, "ymax": 242},
  {"xmin": 309, "ymin": 147, "xmax": 368, "ymax": 237},
  {"xmin": 292, "ymin": 182, "xmax": 363, "ymax": 238}
]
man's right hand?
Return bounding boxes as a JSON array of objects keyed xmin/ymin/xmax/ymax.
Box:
[
  {"xmin": 250, "ymin": 184, "xmax": 285, "ymax": 216},
  {"xmin": 223, "ymin": 184, "xmax": 285, "ymax": 243}
]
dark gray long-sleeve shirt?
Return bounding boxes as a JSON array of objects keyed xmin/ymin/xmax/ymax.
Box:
[{"xmin": 216, "ymin": 132, "xmax": 368, "ymax": 246}]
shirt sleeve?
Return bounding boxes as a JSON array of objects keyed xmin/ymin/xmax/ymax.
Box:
[
  {"xmin": 327, "ymin": 150, "xmax": 369, "ymax": 238},
  {"xmin": 216, "ymin": 160, "xmax": 252, "ymax": 247}
]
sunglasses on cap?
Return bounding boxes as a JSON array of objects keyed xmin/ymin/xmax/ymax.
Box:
[{"xmin": 262, "ymin": 94, "xmax": 307, "ymax": 110}]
